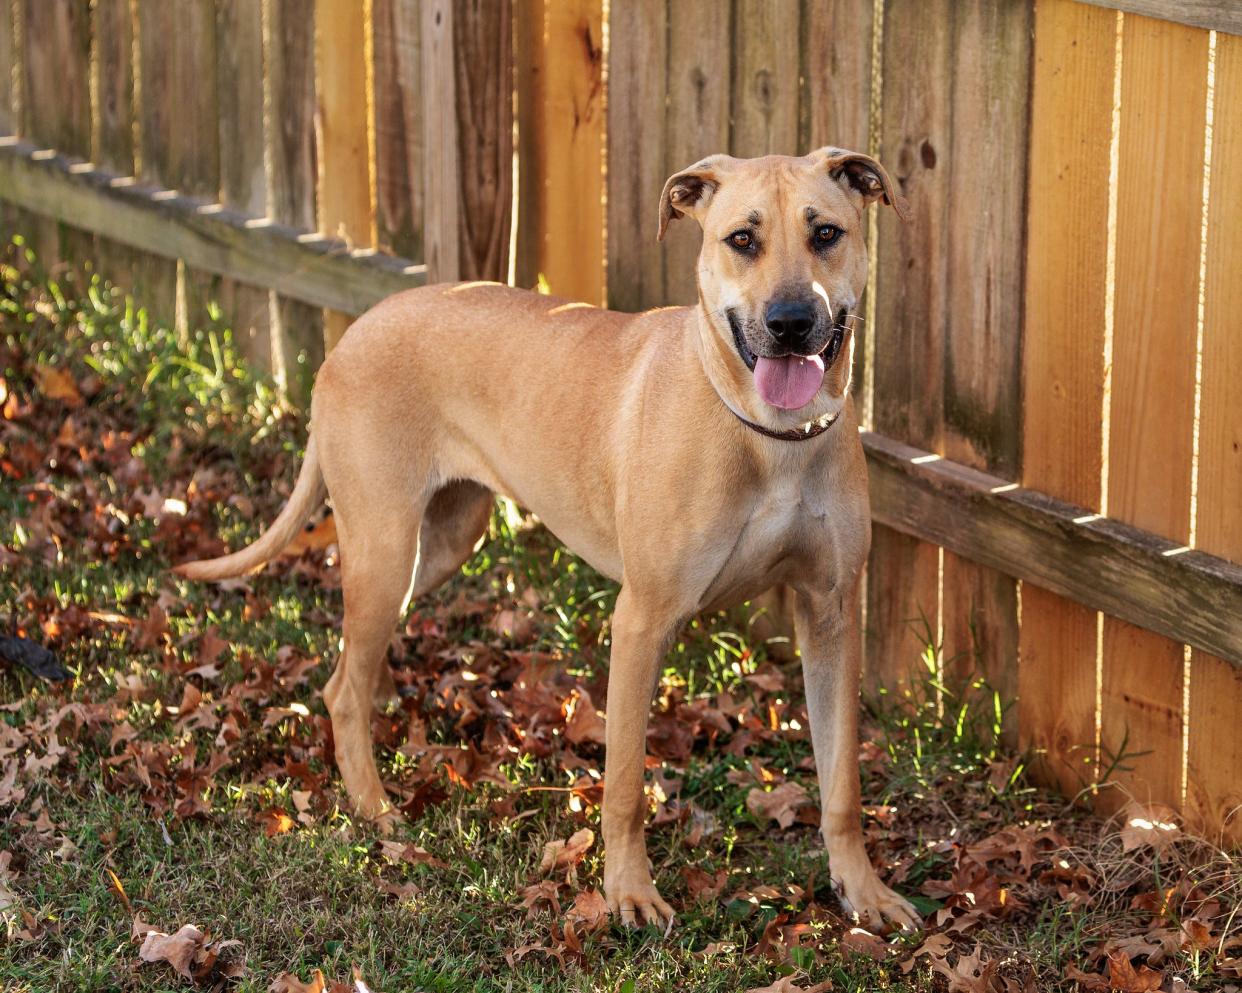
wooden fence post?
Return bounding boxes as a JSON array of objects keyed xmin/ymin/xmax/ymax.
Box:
[{"xmin": 422, "ymin": 0, "xmax": 512, "ymax": 284}]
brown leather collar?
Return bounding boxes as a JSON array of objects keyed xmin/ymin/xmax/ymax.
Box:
[{"xmin": 730, "ymin": 406, "xmax": 841, "ymax": 441}]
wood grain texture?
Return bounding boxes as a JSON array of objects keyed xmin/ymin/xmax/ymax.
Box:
[
  {"xmin": 136, "ymin": 0, "xmax": 219, "ymax": 194},
  {"xmin": 88, "ymin": 0, "xmax": 145, "ymax": 335},
  {"xmin": 218, "ymin": 0, "xmax": 266, "ymax": 217},
  {"xmin": 800, "ymin": 0, "xmax": 872, "ymax": 155},
  {"xmin": 92, "ymin": 0, "xmax": 134, "ymax": 173},
  {"xmin": 373, "ymin": 0, "xmax": 423, "ymax": 261},
  {"xmin": 862, "ymin": 431, "xmax": 1242, "ymax": 668},
  {"xmin": 21, "ymin": 0, "xmax": 91, "ymax": 155},
  {"xmin": 663, "ymin": 0, "xmax": 731, "ymax": 305},
  {"xmin": 265, "ymin": 0, "xmax": 322, "ymax": 391},
  {"xmin": 267, "ymin": 0, "xmax": 319, "ymax": 232},
  {"xmin": 456, "ymin": 0, "xmax": 512, "ymax": 282},
  {"xmin": 421, "ymin": 0, "xmax": 459, "ymax": 282},
  {"xmin": 867, "ymin": 0, "xmax": 951, "ymax": 697},
  {"xmin": 1019, "ymin": 0, "xmax": 1115, "ymax": 797},
  {"xmin": 0, "ymin": 0, "xmax": 12, "ymax": 135},
  {"xmin": 536, "ymin": 0, "xmax": 604, "ymax": 304},
  {"xmin": 940, "ymin": 0, "xmax": 1032, "ymax": 735},
  {"xmin": 605, "ymin": 0, "xmax": 667, "ymax": 311},
  {"xmin": 729, "ymin": 0, "xmax": 799, "ymax": 157},
  {"xmin": 316, "ymin": 0, "xmax": 375, "ymax": 348},
  {"xmin": 1187, "ymin": 32, "xmax": 1242, "ymax": 844},
  {"xmin": 1100, "ymin": 14, "xmax": 1207, "ymax": 812},
  {"xmin": 1077, "ymin": 0, "xmax": 1242, "ymax": 37},
  {"xmin": 0, "ymin": 141, "xmax": 424, "ymax": 313},
  {"xmin": 215, "ymin": 0, "xmax": 270, "ymax": 369},
  {"xmin": 801, "ymin": 0, "xmax": 873, "ymax": 411}
]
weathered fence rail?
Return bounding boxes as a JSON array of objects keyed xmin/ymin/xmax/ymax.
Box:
[{"xmin": 1, "ymin": 0, "xmax": 1239, "ymax": 842}]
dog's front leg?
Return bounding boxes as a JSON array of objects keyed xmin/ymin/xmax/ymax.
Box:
[
  {"xmin": 602, "ymin": 588, "xmax": 677, "ymax": 927},
  {"xmin": 794, "ymin": 585, "xmax": 921, "ymax": 932}
]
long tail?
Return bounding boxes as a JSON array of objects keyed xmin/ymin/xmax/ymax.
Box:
[{"xmin": 174, "ymin": 435, "xmax": 326, "ymax": 581}]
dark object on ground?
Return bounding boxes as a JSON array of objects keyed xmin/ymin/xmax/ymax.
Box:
[{"xmin": 0, "ymin": 636, "xmax": 70, "ymax": 681}]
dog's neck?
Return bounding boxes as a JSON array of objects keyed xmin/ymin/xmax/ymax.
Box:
[{"xmin": 691, "ymin": 304, "xmax": 852, "ymax": 441}]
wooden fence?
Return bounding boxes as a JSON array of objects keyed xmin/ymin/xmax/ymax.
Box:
[{"xmin": 1, "ymin": 0, "xmax": 1240, "ymax": 843}]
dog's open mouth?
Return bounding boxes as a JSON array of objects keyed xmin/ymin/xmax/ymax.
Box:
[{"xmin": 728, "ymin": 309, "xmax": 848, "ymax": 411}]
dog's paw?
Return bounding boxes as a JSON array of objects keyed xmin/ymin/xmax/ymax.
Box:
[
  {"xmin": 604, "ymin": 864, "xmax": 675, "ymax": 929},
  {"xmin": 833, "ymin": 865, "xmax": 921, "ymax": 934}
]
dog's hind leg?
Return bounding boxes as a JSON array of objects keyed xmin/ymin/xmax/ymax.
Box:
[
  {"xmin": 370, "ymin": 480, "xmax": 494, "ymax": 709},
  {"xmin": 410, "ymin": 481, "xmax": 494, "ymax": 599},
  {"xmin": 322, "ymin": 481, "xmax": 426, "ymax": 830}
]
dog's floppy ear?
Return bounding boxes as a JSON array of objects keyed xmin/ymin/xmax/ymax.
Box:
[
  {"xmin": 814, "ymin": 147, "xmax": 910, "ymax": 221},
  {"xmin": 658, "ymin": 156, "xmax": 728, "ymax": 242}
]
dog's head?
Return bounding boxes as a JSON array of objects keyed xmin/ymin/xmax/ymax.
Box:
[{"xmin": 659, "ymin": 147, "xmax": 908, "ymax": 416}]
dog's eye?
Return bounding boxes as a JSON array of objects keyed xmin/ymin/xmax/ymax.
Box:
[
  {"xmin": 814, "ymin": 224, "xmax": 844, "ymax": 248},
  {"xmin": 727, "ymin": 230, "xmax": 754, "ymax": 252}
]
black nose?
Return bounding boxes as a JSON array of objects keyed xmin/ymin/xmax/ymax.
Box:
[{"xmin": 765, "ymin": 300, "xmax": 816, "ymax": 346}]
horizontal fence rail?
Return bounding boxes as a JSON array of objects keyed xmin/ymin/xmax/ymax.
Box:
[
  {"xmin": 0, "ymin": 139, "xmax": 425, "ymax": 315},
  {"xmin": 864, "ymin": 433, "xmax": 1242, "ymax": 667}
]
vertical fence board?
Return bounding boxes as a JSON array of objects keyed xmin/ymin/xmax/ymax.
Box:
[
  {"xmin": 21, "ymin": 0, "xmax": 91, "ymax": 156},
  {"xmin": 20, "ymin": 0, "xmax": 91, "ymax": 271},
  {"xmin": 421, "ymin": 0, "xmax": 460, "ymax": 282},
  {"xmin": 802, "ymin": 0, "xmax": 873, "ymax": 411},
  {"xmin": 421, "ymin": 0, "xmax": 512, "ymax": 284},
  {"xmin": 88, "ymin": 0, "xmax": 145, "ymax": 308},
  {"xmin": 217, "ymin": 0, "xmax": 271, "ymax": 370},
  {"xmin": 800, "ymin": 0, "xmax": 872, "ymax": 155},
  {"xmin": 218, "ymin": 1, "xmax": 266, "ymax": 218},
  {"xmin": 1019, "ymin": 0, "xmax": 1115, "ymax": 798},
  {"xmin": 316, "ymin": 0, "xmax": 374, "ymax": 349},
  {"xmin": 1187, "ymin": 32, "xmax": 1242, "ymax": 843},
  {"xmin": 0, "ymin": 0, "xmax": 15, "ymax": 135},
  {"xmin": 939, "ymin": 0, "xmax": 1031, "ymax": 737},
  {"xmin": 536, "ymin": 0, "xmax": 604, "ymax": 303},
  {"xmin": 515, "ymin": 0, "xmax": 604, "ymax": 303},
  {"xmin": 373, "ymin": 0, "xmax": 424, "ymax": 261},
  {"xmin": 606, "ymin": 0, "xmax": 666, "ymax": 310},
  {"xmin": 93, "ymin": 0, "xmax": 134, "ymax": 174},
  {"xmin": 266, "ymin": 0, "xmax": 323, "ymax": 395},
  {"xmin": 866, "ymin": 0, "xmax": 950, "ymax": 697},
  {"xmin": 1100, "ymin": 15, "xmax": 1207, "ymax": 812},
  {"xmin": 663, "ymin": 0, "xmax": 731, "ymax": 305},
  {"xmin": 730, "ymin": 0, "xmax": 800, "ymax": 158}
]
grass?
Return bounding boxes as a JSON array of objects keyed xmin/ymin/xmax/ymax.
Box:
[{"xmin": 0, "ymin": 240, "xmax": 1238, "ymax": 993}]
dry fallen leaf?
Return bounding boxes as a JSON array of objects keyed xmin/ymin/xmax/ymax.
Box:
[
  {"xmin": 744, "ymin": 977, "xmax": 833, "ymax": 993},
  {"xmin": 1119, "ymin": 801, "xmax": 1182, "ymax": 854},
  {"xmin": 746, "ymin": 781, "xmax": 812, "ymax": 829},
  {"xmin": 540, "ymin": 828, "xmax": 594, "ymax": 873},
  {"xmin": 138, "ymin": 923, "xmax": 207, "ymax": 980},
  {"xmin": 33, "ymin": 365, "xmax": 83, "ymax": 406},
  {"xmin": 269, "ymin": 970, "xmax": 327, "ymax": 993},
  {"xmin": 565, "ymin": 888, "xmax": 610, "ymax": 932}
]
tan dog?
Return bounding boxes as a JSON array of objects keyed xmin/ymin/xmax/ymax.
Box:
[{"xmin": 177, "ymin": 147, "xmax": 918, "ymax": 931}]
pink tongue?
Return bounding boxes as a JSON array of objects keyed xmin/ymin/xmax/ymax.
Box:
[{"xmin": 753, "ymin": 354, "xmax": 826, "ymax": 410}]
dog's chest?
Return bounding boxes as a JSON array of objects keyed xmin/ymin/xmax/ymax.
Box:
[{"xmin": 698, "ymin": 476, "xmax": 857, "ymax": 609}]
